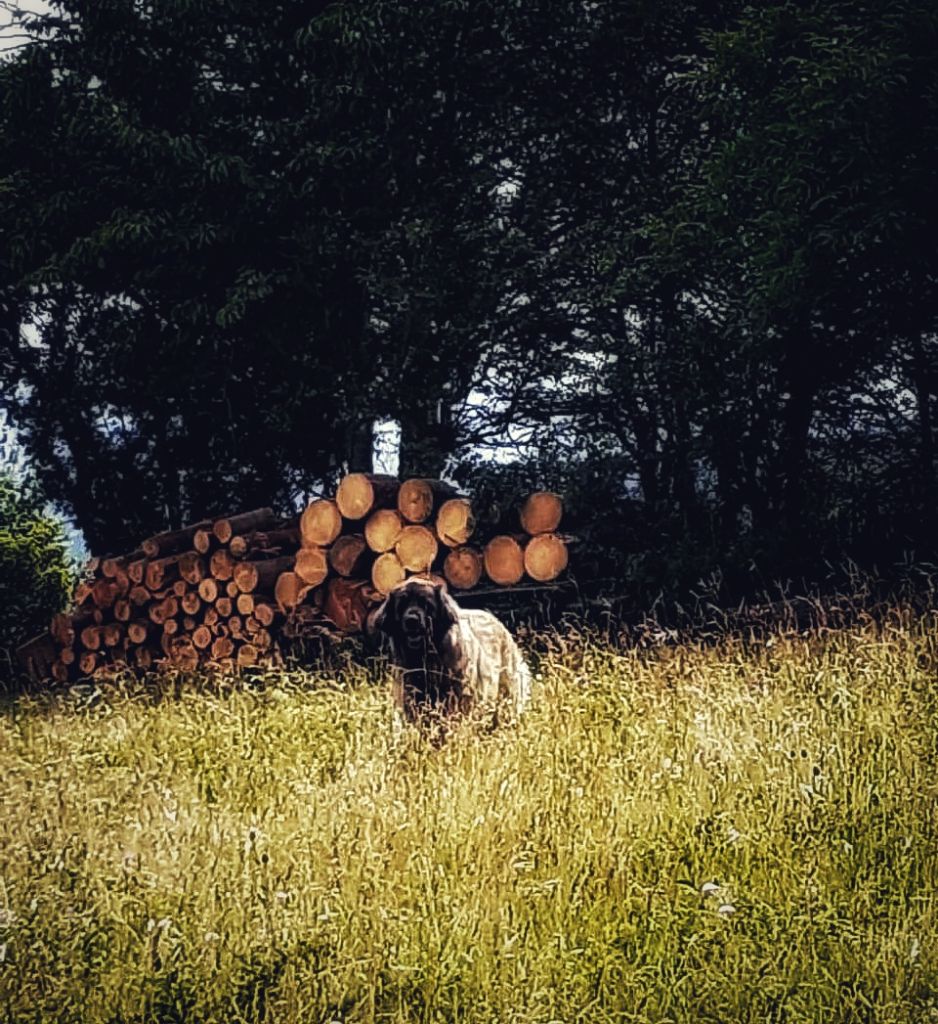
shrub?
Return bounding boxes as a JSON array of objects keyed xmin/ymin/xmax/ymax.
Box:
[{"xmin": 0, "ymin": 473, "xmax": 74, "ymax": 672}]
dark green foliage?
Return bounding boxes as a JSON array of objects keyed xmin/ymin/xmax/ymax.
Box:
[{"xmin": 0, "ymin": 474, "xmax": 74, "ymax": 667}]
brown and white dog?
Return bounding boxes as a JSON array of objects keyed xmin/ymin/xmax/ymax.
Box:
[{"xmin": 372, "ymin": 577, "xmax": 531, "ymax": 727}]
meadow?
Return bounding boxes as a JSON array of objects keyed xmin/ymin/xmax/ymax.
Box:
[{"xmin": 1, "ymin": 610, "xmax": 938, "ymax": 1023}]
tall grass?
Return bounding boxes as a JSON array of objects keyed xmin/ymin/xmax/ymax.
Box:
[{"xmin": 1, "ymin": 611, "xmax": 938, "ymax": 1022}]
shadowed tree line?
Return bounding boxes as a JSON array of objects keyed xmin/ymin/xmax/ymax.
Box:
[{"xmin": 2, "ymin": 0, "xmax": 937, "ymax": 606}]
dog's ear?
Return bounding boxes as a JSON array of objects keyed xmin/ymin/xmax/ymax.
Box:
[
  {"xmin": 371, "ymin": 589, "xmax": 398, "ymax": 635},
  {"xmin": 434, "ymin": 583, "xmax": 461, "ymax": 633}
]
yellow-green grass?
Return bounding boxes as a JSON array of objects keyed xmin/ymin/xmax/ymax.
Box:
[{"xmin": 2, "ymin": 614, "xmax": 938, "ymax": 1023}]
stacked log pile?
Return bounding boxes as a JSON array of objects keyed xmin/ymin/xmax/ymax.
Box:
[{"xmin": 18, "ymin": 475, "xmax": 570, "ymax": 682}]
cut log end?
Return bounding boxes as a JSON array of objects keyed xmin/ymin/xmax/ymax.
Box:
[
  {"xmin": 524, "ymin": 533, "xmax": 569, "ymax": 582},
  {"xmin": 300, "ymin": 499, "xmax": 342, "ymax": 547},
  {"xmin": 483, "ymin": 536, "xmax": 525, "ymax": 586},
  {"xmin": 364, "ymin": 508, "xmax": 403, "ymax": 553},
  {"xmin": 395, "ymin": 525, "xmax": 439, "ymax": 572},
  {"xmin": 274, "ymin": 571, "xmax": 311, "ymax": 614},
  {"xmin": 335, "ymin": 473, "xmax": 399, "ymax": 520},
  {"xmin": 372, "ymin": 552, "xmax": 406, "ymax": 595},
  {"xmin": 294, "ymin": 547, "xmax": 329, "ymax": 588},
  {"xmin": 436, "ymin": 498, "xmax": 476, "ymax": 547},
  {"xmin": 520, "ymin": 491, "xmax": 564, "ymax": 535},
  {"xmin": 443, "ymin": 546, "xmax": 484, "ymax": 591}
]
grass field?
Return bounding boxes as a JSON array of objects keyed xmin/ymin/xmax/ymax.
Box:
[{"xmin": 1, "ymin": 611, "xmax": 938, "ymax": 1023}]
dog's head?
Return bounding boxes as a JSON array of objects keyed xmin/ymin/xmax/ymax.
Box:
[{"xmin": 372, "ymin": 576, "xmax": 460, "ymax": 652}]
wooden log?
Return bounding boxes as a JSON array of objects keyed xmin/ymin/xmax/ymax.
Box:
[
  {"xmin": 128, "ymin": 620, "xmax": 149, "ymax": 645},
  {"xmin": 16, "ymin": 632, "xmax": 57, "ymax": 682},
  {"xmin": 102, "ymin": 623, "xmax": 123, "ymax": 647},
  {"xmin": 216, "ymin": 596, "xmax": 233, "ymax": 618},
  {"xmin": 519, "ymin": 492, "xmax": 563, "ymax": 535},
  {"xmin": 229, "ymin": 616, "xmax": 243, "ymax": 639},
  {"xmin": 300, "ymin": 499, "xmax": 343, "ymax": 547},
  {"xmin": 148, "ymin": 596, "xmax": 178, "ymax": 625},
  {"xmin": 50, "ymin": 659, "xmax": 70, "ymax": 684},
  {"xmin": 80, "ymin": 625, "xmax": 102, "ymax": 651},
  {"xmin": 274, "ymin": 571, "xmax": 311, "ymax": 614},
  {"xmin": 113, "ymin": 599, "xmax": 131, "ymax": 622},
  {"xmin": 192, "ymin": 625, "xmax": 213, "ymax": 650},
  {"xmin": 372, "ymin": 552, "xmax": 406, "ymax": 595},
  {"xmin": 236, "ymin": 643, "xmax": 259, "ymax": 667},
  {"xmin": 183, "ymin": 615, "xmax": 197, "ymax": 631},
  {"xmin": 51, "ymin": 612, "xmax": 76, "ymax": 648},
  {"xmin": 133, "ymin": 646, "xmax": 154, "ymax": 671},
  {"xmin": 323, "ymin": 577, "xmax": 379, "ymax": 633},
  {"xmin": 213, "ymin": 507, "xmax": 277, "ymax": 544},
  {"xmin": 142, "ymin": 520, "xmax": 212, "ymax": 559},
  {"xmin": 193, "ymin": 528, "xmax": 214, "ymax": 554},
  {"xmin": 210, "ymin": 549, "xmax": 236, "ymax": 581},
  {"xmin": 212, "ymin": 622, "xmax": 230, "ymax": 638},
  {"xmin": 73, "ymin": 581, "xmax": 94, "ymax": 607},
  {"xmin": 181, "ymin": 591, "xmax": 201, "ymax": 616},
  {"xmin": 236, "ymin": 593, "xmax": 254, "ymax": 616},
  {"xmin": 397, "ymin": 478, "xmax": 460, "ymax": 524},
  {"xmin": 523, "ymin": 533, "xmax": 569, "ymax": 581},
  {"xmin": 211, "ymin": 637, "xmax": 234, "ymax": 661},
  {"xmin": 129, "ymin": 585, "xmax": 151, "ymax": 607},
  {"xmin": 232, "ymin": 554, "xmax": 296, "ymax": 594},
  {"xmin": 162, "ymin": 618, "xmax": 179, "ymax": 637},
  {"xmin": 443, "ymin": 546, "xmax": 484, "ymax": 591},
  {"xmin": 328, "ymin": 534, "xmax": 373, "ymax": 577},
  {"xmin": 59, "ymin": 646, "xmax": 76, "ymax": 666},
  {"xmin": 92, "ymin": 579, "xmax": 120, "ymax": 609},
  {"xmin": 102, "ymin": 550, "xmax": 145, "ymax": 577},
  {"xmin": 203, "ymin": 607, "xmax": 220, "ymax": 627},
  {"xmin": 252, "ymin": 628, "xmax": 273, "ymax": 651},
  {"xmin": 395, "ymin": 525, "xmax": 438, "ymax": 572},
  {"xmin": 335, "ymin": 473, "xmax": 399, "ymax": 521},
  {"xmin": 436, "ymin": 498, "xmax": 476, "ymax": 547},
  {"xmin": 179, "ymin": 553, "xmax": 205, "ymax": 585},
  {"xmin": 79, "ymin": 651, "xmax": 100, "ymax": 676},
  {"xmin": 146, "ymin": 553, "xmax": 187, "ymax": 591},
  {"xmin": 247, "ymin": 526, "xmax": 300, "ymax": 552},
  {"xmin": 171, "ymin": 579, "xmax": 188, "ymax": 598},
  {"xmin": 245, "ymin": 615, "xmax": 261, "ymax": 634},
  {"xmin": 483, "ymin": 536, "xmax": 525, "ymax": 586},
  {"xmin": 364, "ymin": 508, "xmax": 403, "ymax": 553},
  {"xmin": 198, "ymin": 578, "xmax": 219, "ymax": 603},
  {"xmin": 254, "ymin": 602, "xmax": 276, "ymax": 627},
  {"xmin": 294, "ymin": 547, "xmax": 329, "ymax": 588},
  {"xmin": 166, "ymin": 638, "xmax": 199, "ymax": 672},
  {"xmin": 127, "ymin": 558, "xmax": 148, "ymax": 585}
]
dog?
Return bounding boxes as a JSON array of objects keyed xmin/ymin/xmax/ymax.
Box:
[{"xmin": 371, "ymin": 577, "xmax": 531, "ymax": 728}]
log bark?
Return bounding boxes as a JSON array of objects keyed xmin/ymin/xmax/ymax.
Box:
[
  {"xmin": 233, "ymin": 554, "xmax": 297, "ymax": 594},
  {"xmin": 483, "ymin": 536, "xmax": 525, "ymax": 586},
  {"xmin": 335, "ymin": 473, "xmax": 399, "ymax": 520},
  {"xmin": 397, "ymin": 478, "xmax": 459, "ymax": 524},
  {"xmin": 294, "ymin": 547, "xmax": 329, "ymax": 588},
  {"xmin": 300, "ymin": 499, "xmax": 343, "ymax": 547},
  {"xmin": 328, "ymin": 535, "xmax": 373, "ymax": 577},
  {"xmin": 323, "ymin": 577, "xmax": 379, "ymax": 633},
  {"xmin": 395, "ymin": 525, "xmax": 439, "ymax": 572},
  {"xmin": 523, "ymin": 533, "xmax": 569, "ymax": 581},
  {"xmin": 364, "ymin": 508, "xmax": 404, "ymax": 553},
  {"xmin": 212, "ymin": 507, "xmax": 277, "ymax": 544},
  {"xmin": 435, "ymin": 498, "xmax": 476, "ymax": 547},
  {"xmin": 142, "ymin": 520, "xmax": 212, "ymax": 559},
  {"xmin": 372, "ymin": 552, "xmax": 406, "ymax": 594},
  {"xmin": 519, "ymin": 491, "xmax": 563, "ymax": 535},
  {"xmin": 443, "ymin": 546, "xmax": 484, "ymax": 591}
]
